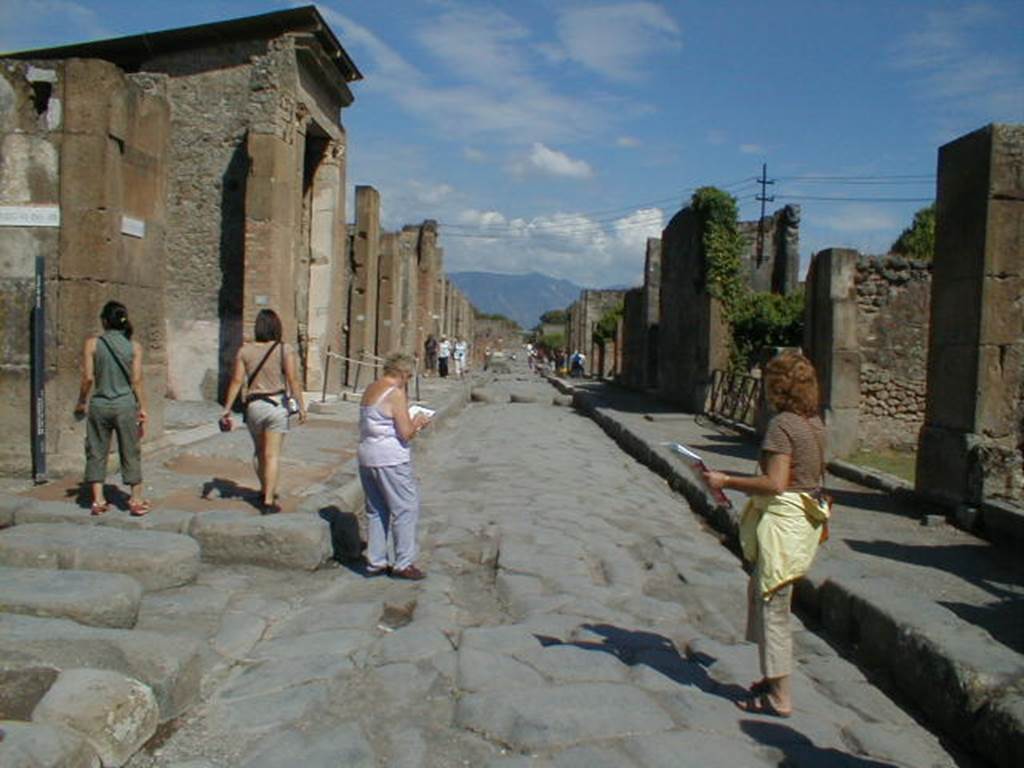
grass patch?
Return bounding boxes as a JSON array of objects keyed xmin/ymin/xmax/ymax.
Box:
[{"xmin": 847, "ymin": 448, "xmax": 917, "ymax": 484}]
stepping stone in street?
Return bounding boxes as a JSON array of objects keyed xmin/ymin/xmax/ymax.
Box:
[
  {"xmin": 0, "ymin": 565, "xmax": 142, "ymax": 628},
  {"xmin": 14, "ymin": 500, "xmax": 98, "ymax": 527},
  {"xmin": 32, "ymin": 668, "xmax": 159, "ymax": 767},
  {"xmin": 0, "ymin": 614, "xmax": 201, "ymax": 720},
  {"xmin": 0, "ymin": 493, "xmax": 32, "ymax": 526},
  {"xmin": 0, "ymin": 523, "xmax": 200, "ymax": 592},
  {"xmin": 189, "ymin": 510, "xmax": 332, "ymax": 570},
  {"xmin": 96, "ymin": 508, "xmax": 196, "ymax": 535},
  {"xmin": 509, "ymin": 392, "xmax": 539, "ymax": 404},
  {"xmin": 0, "ymin": 720, "xmax": 100, "ymax": 768}
]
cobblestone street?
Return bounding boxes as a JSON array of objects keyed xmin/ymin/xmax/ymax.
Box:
[{"xmin": 117, "ymin": 368, "xmax": 965, "ymax": 768}]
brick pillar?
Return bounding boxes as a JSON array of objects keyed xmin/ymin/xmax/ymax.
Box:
[
  {"xmin": 803, "ymin": 248, "xmax": 861, "ymax": 459},
  {"xmin": 347, "ymin": 185, "xmax": 380, "ymax": 385},
  {"xmin": 917, "ymin": 124, "xmax": 1024, "ymax": 507},
  {"xmin": 643, "ymin": 238, "xmax": 661, "ymax": 389},
  {"xmin": 376, "ymin": 231, "xmax": 400, "ymax": 358}
]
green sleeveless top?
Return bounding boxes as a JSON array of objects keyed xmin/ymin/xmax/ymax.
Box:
[{"xmin": 91, "ymin": 330, "xmax": 136, "ymax": 406}]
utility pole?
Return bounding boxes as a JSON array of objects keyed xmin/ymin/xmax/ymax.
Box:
[{"xmin": 755, "ymin": 163, "xmax": 775, "ymax": 266}]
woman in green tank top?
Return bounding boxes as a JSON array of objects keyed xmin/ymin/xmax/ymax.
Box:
[{"xmin": 74, "ymin": 301, "xmax": 150, "ymax": 516}]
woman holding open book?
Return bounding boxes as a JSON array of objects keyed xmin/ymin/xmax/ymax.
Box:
[
  {"xmin": 703, "ymin": 352, "xmax": 830, "ymax": 718},
  {"xmin": 357, "ymin": 353, "xmax": 431, "ymax": 580}
]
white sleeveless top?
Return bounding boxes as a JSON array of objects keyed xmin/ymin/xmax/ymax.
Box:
[{"xmin": 357, "ymin": 386, "xmax": 411, "ymax": 467}]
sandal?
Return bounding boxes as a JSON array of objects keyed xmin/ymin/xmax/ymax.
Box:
[
  {"xmin": 735, "ymin": 693, "xmax": 792, "ymax": 718},
  {"xmin": 90, "ymin": 501, "xmax": 109, "ymax": 516},
  {"xmin": 128, "ymin": 499, "xmax": 151, "ymax": 517},
  {"xmin": 748, "ymin": 679, "xmax": 769, "ymax": 696}
]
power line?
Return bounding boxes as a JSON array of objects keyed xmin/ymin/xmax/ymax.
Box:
[{"xmin": 775, "ymin": 194, "xmax": 934, "ymax": 203}]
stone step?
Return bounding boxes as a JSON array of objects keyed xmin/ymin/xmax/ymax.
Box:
[
  {"xmin": 0, "ymin": 720, "xmax": 100, "ymax": 768},
  {"xmin": 189, "ymin": 510, "xmax": 332, "ymax": 570},
  {"xmin": 0, "ymin": 523, "xmax": 200, "ymax": 592},
  {"xmin": 14, "ymin": 499, "xmax": 196, "ymax": 534},
  {"xmin": 0, "ymin": 613, "xmax": 201, "ymax": 721},
  {"xmin": 0, "ymin": 566, "xmax": 142, "ymax": 628}
]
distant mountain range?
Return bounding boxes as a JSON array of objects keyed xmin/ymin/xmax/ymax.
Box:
[{"xmin": 448, "ymin": 271, "xmax": 585, "ymax": 329}]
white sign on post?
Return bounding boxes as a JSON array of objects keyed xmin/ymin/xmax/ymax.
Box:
[{"xmin": 0, "ymin": 205, "xmax": 61, "ymax": 228}]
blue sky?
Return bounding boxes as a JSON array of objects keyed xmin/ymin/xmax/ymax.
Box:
[{"xmin": 2, "ymin": 1, "xmax": 1022, "ymax": 288}]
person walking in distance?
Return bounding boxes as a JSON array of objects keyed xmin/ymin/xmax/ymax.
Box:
[
  {"xmin": 424, "ymin": 334, "xmax": 438, "ymax": 377},
  {"xmin": 703, "ymin": 352, "xmax": 830, "ymax": 718},
  {"xmin": 220, "ymin": 309, "xmax": 307, "ymax": 514},
  {"xmin": 453, "ymin": 336, "xmax": 468, "ymax": 377},
  {"xmin": 437, "ymin": 336, "xmax": 451, "ymax": 378},
  {"xmin": 357, "ymin": 353, "xmax": 430, "ymax": 580},
  {"xmin": 75, "ymin": 301, "xmax": 150, "ymax": 516}
]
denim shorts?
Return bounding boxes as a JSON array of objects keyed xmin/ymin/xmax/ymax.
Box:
[{"xmin": 246, "ymin": 398, "xmax": 289, "ymax": 435}]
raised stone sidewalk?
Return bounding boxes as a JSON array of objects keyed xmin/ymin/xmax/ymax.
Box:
[{"xmin": 552, "ymin": 376, "xmax": 1024, "ymax": 768}]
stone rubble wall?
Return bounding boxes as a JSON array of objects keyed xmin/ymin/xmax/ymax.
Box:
[{"xmin": 855, "ymin": 256, "xmax": 932, "ymax": 450}]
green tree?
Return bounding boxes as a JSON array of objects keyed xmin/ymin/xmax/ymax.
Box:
[
  {"xmin": 592, "ymin": 302, "xmax": 624, "ymax": 345},
  {"xmin": 891, "ymin": 204, "xmax": 935, "ymax": 260},
  {"xmin": 539, "ymin": 309, "xmax": 568, "ymax": 325}
]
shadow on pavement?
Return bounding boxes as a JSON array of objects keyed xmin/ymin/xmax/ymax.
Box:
[
  {"xmin": 739, "ymin": 721, "xmax": 898, "ymax": 767},
  {"xmin": 200, "ymin": 477, "xmax": 261, "ymax": 510},
  {"xmin": 317, "ymin": 505, "xmax": 363, "ymax": 563},
  {"xmin": 846, "ymin": 539, "xmax": 1024, "ymax": 653}
]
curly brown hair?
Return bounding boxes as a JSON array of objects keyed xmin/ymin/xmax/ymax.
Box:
[{"xmin": 764, "ymin": 352, "xmax": 820, "ymax": 417}]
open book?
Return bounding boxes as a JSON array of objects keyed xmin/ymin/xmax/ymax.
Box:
[
  {"xmin": 408, "ymin": 404, "xmax": 436, "ymax": 420},
  {"xmin": 666, "ymin": 443, "xmax": 732, "ymax": 508}
]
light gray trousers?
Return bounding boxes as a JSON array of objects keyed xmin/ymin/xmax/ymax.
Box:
[{"xmin": 359, "ymin": 463, "xmax": 420, "ymax": 570}]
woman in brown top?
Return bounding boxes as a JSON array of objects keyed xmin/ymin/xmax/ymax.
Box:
[
  {"xmin": 704, "ymin": 352, "xmax": 827, "ymax": 718},
  {"xmin": 221, "ymin": 309, "xmax": 306, "ymax": 513}
]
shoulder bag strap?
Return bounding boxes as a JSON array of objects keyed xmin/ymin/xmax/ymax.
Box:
[
  {"xmin": 98, "ymin": 336, "xmax": 138, "ymax": 404},
  {"xmin": 247, "ymin": 342, "xmax": 280, "ymax": 390}
]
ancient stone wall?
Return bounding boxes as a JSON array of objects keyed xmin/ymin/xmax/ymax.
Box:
[
  {"xmin": 415, "ymin": 221, "xmax": 440, "ymax": 357},
  {"xmin": 397, "ymin": 228, "xmax": 419, "ymax": 358},
  {"xmin": 620, "ymin": 288, "xmax": 644, "ymax": 387},
  {"xmin": 376, "ymin": 231, "xmax": 400, "ymax": 358},
  {"xmin": 918, "ymin": 124, "xmax": 1024, "ymax": 508},
  {"xmin": 642, "ymin": 238, "xmax": 661, "ymax": 389},
  {"xmin": 855, "ymin": 256, "xmax": 931, "ymax": 450},
  {"xmin": 0, "ymin": 58, "xmax": 170, "ymax": 474},
  {"xmin": 737, "ymin": 205, "xmax": 801, "ymax": 294},
  {"xmin": 657, "ymin": 207, "xmax": 729, "ymax": 410}
]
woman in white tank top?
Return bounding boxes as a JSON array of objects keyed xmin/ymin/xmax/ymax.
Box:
[{"xmin": 357, "ymin": 353, "xmax": 431, "ymax": 580}]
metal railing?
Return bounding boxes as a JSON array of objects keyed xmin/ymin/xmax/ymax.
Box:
[{"xmin": 707, "ymin": 369, "xmax": 763, "ymax": 427}]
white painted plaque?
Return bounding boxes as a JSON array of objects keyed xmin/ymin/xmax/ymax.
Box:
[
  {"xmin": 121, "ymin": 215, "xmax": 145, "ymax": 238},
  {"xmin": 255, "ymin": 295, "xmax": 269, "ymax": 306},
  {"xmin": 0, "ymin": 205, "xmax": 60, "ymax": 228}
]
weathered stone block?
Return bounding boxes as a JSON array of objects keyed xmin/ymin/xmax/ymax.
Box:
[
  {"xmin": 189, "ymin": 510, "xmax": 332, "ymax": 570},
  {"xmin": 0, "ymin": 720, "xmax": 99, "ymax": 768},
  {"xmin": 916, "ymin": 425, "xmax": 970, "ymax": 505},
  {"xmin": 987, "ymin": 199, "xmax": 1024, "ymax": 278},
  {"xmin": 0, "ymin": 614, "xmax": 200, "ymax": 720},
  {"xmin": 0, "ymin": 566, "xmax": 142, "ymax": 628},
  {"xmin": 989, "ymin": 124, "xmax": 1024, "ymax": 199},
  {"xmin": 923, "ymin": 343, "xmax": 979, "ymax": 432},
  {"xmin": 976, "ymin": 343, "xmax": 1024, "ymax": 437},
  {"xmin": 0, "ymin": 493, "xmax": 31, "ymax": 526},
  {"xmin": 0, "ymin": 523, "xmax": 199, "ymax": 591},
  {"xmin": 33, "ymin": 668, "xmax": 158, "ymax": 767}
]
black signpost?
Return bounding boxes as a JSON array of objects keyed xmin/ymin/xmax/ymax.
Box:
[{"xmin": 31, "ymin": 254, "xmax": 46, "ymax": 483}]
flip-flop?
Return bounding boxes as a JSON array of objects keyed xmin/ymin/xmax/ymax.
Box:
[
  {"xmin": 90, "ymin": 501, "xmax": 109, "ymax": 516},
  {"xmin": 748, "ymin": 679, "xmax": 769, "ymax": 696},
  {"xmin": 735, "ymin": 694, "xmax": 792, "ymax": 718},
  {"xmin": 128, "ymin": 499, "xmax": 151, "ymax": 517}
]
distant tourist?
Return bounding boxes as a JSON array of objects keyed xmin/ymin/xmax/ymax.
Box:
[
  {"xmin": 357, "ymin": 353, "xmax": 430, "ymax": 580},
  {"xmin": 75, "ymin": 301, "xmax": 150, "ymax": 516},
  {"xmin": 703, "ymin": 352, "xmax": 829, "ymax": 718},
  {"xmin": 437, "ymin": 336, "xmax": 451, "ymax": 378},
  {"xmin": 424, "ymin": 334, "xmax": 438, "ymax": 377},
  {"xmin": 220, "ymin": 308, "xmax": 306, "ymax": 514},
  {"xmin": 570, "ymin": 350, "xmax": 585, "ymax": 378},
  {"xmin": 453, "ymin": 336, "xmax": 468, "ymax": 377}
]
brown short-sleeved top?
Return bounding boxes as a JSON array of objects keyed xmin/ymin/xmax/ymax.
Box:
[
  {"xmin": 760, "ymin": 411, "xmax": 827, "ymax": 492},
  {"xmin": 240, "ymin": 342, "xmax": 290, "ymax": 397}
]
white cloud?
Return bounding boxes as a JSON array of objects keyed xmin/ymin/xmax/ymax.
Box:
[
  {"xmin": 616, "ymin": 136, "xmax": 641, "ymax": 148},
  {"xmin": 442, "ymin": 206, "xmax": 663, "ymax": 287},
  {"xmin": 527, "ymin": 143, "xmax": 594, "ymax": 179},
  {"xmin": 554, "ymin": 2, "xmax": 682, "ymax": 81},
  {"xmin": 409, "ymin": 181, "xmax": 454, "ymax": 206},
  {"xmin": 739, "ymin": 143, "xmax": 764, "ymax": 155},
  {"xmin": 819, "ymin": 205, "xmax": 899, "ymax": 233},
  {"xmin": 463, "ymin": 147, "xmax": 486, "ymax": 162},
  {"xmin": 892, "ymin": 4, "xmax": 1024, "ymax": 125}
]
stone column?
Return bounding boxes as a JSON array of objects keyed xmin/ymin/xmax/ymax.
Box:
[
  {"xmin": 376, "ymin": 231, "xmax": 400, "ymax": 358},
  {"xmin": 415, "ymin": 221, "xmax": 439, "ymax": 357},
  {"xmin": 803, "ymin": 248, "xmax": 861, "ymax": 459},
  {"xmin": 303, "ymin": 141, "xmax": 344, "ymax": 392},
  {"xmin": 643, "ymin": 238, "xmax": 661, "ymax": 389},
  {"xmin": 917, "ymin": 124, "xmax": 1024, "ymax": 507},
  {"xmin": 398, "ymin": 228, "xmax": 418, "ymax": 357},
  {"xmin": 346, "ymin": 185, "xmax": 380, "ymax": 385}
]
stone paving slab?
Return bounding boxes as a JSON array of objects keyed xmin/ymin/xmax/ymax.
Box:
[
  {"xmin": 0, "ymin": 523, "xmax": 200, "ymax": 591},
  {"xmin": 188, "ymin": 510, "xmax": 332, "ymax": 570},
  {"xmin": 455, "ymin": 683, "xmax": 675, "ymax": 751},
  {"xmin": 0, "ymin": 719, "xmax": 100, "ymax": 768},
  {"xmin": 0, "ymin": 565, "xmax": 142, "ymax": 628},
  {"xmin": 557, "ymin": 376, "xmax": 1024, "ymax": 768},
  {"xmin": 0, "ymin": 494, "xmax": 32, "ymax": 527},
  {"xmin": 0, "ymin": 614, "xmax": 201, "ymax": 720},
  {"xmin": 14, "ymin": 500, "xmax": 98, "ymax": 527}
]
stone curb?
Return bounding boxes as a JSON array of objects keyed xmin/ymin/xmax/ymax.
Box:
[{"xmin": 547, "ymin": 375, "xmax": 1024, "ymax": 768}]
